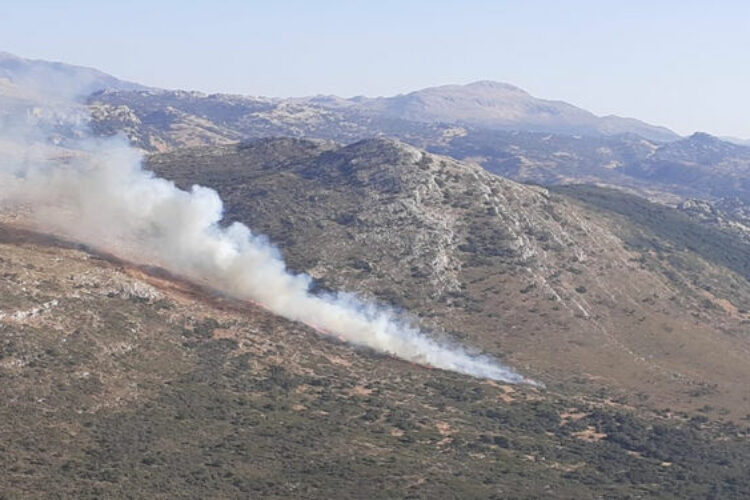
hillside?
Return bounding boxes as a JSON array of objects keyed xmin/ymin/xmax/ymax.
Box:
[
  {"xmin": 678, "ymin": 197, "xmax": 750, "ymax": 245},
  {"xmin": 1, "ymin": 223, "xmax": 749, "ymax": 498},
  {"xmin": 147, "ymin": 138, "xmax": 750, "ymax": 424},
  {"xmin": 2, "ymin": 129, "xmax": 750, "ymax": 497}
]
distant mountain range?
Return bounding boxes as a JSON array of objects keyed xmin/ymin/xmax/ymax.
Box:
[
  {"xmin": 2, "ymin": 52, "xmax": 680, "ymax": 139},
  {"xmin": 299, "ymin": 80, "xmax": 681, "ymax": 142},
  {"xmin": 85, "ymin": 80, "xmax": 680, "ymax": 144},
  {"xmin": 87, "ymin": 86, "xmax": 750, "ymax": 204},
  {"xmin": 5, "ymin": 50, "xmax": 750, "ymax": 204}
]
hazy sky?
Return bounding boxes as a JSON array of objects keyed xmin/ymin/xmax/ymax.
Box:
[{"xmin": 2, "ymin": 0, "xmax": 749, "ymax": 138}]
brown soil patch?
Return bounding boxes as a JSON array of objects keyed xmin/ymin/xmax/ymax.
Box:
[{"xmin": 573, "ymin": 426, "xmax": 607, "ymax": 442}]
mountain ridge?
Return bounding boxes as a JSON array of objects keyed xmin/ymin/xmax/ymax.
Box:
[
  {"xmin": 0, "ymin": 51, "xmax": 147, "ymax": 99},
  {"xmin": 330, "ymin": 80, "xmax": 680, "ymax": 142},
  {"xmin": 83, "ymin": 80, "xmax": 750, "ymax": 205}
]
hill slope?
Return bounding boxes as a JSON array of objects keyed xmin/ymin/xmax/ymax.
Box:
[
  {"xmin": 1, "ymin": 224, "xmax": 749, "ymax": 499},
  {"xmin": 146, "ymin": 138, "xmax": 750, "ymax": 423}
]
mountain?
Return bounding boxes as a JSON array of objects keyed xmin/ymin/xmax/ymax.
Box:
[
  {"xmin": 12, "ymin": 52, "xmax": 750, "ymax": 206},
  {"xmin": 86, "ymin": 87, "xmax": 446, "ymax": 151},
  {"xmin": 87, "ymin": 86, "xmax": 750, "ymax": 204},
  {"xmin": 2, "ymin": 140, "xmax": 750, "ymax": 496},
  {"xmin": 438, "ymin": 130, "xmax": 750, "ymax": 203},
  {"xmin": 3, "ymin": 56, "xmax": 750, "ymax": 496},
  {"xmin": 332, "ymin": 81, "xmax": 680, "ymax": 142},
  {"xmin": 619, "ymin": 132, "xmax": 750, "ymax": 200},
  {"xmin": 0, "ymin": 51, "xmax": 683, "ymax": 142},
  {"xmin": 0, "ymin": 51, "xmax": 146, "ymax": 100},
  {"xmin": 88, "ymin": 80, "xmax": 679, "ymax": 148},
  {"xmin": 146, "ymin": 138, "xmax": 750, "ymax": 423}
]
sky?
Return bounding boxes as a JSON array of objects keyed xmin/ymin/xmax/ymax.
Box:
[{"xmin": 1, "ymin": 0, "xmax": 749, "ymax": 138}]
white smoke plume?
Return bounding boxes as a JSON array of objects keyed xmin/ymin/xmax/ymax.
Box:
[{"xmin": 0, "ymin": 92, "xmax": 537, "ymax": 386}]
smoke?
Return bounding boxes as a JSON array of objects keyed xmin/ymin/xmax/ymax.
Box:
[{"xmin": 0, "ymin": 93, "xmax": 537, "ymax": 386}]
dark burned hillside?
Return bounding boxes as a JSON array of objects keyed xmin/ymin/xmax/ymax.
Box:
[{"xmin": 1, "ymin": 224, "xmax": 750, "ymax": 498}]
